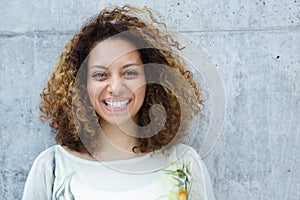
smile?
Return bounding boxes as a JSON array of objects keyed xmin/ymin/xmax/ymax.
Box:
[{"xmin": 103, "ymin": 99, "xmax": 131, "ymax": 109}]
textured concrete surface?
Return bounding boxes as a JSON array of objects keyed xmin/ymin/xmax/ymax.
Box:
[{"xmin": 0, "ymin": 0, "xmax": 299, "ymax": 199}]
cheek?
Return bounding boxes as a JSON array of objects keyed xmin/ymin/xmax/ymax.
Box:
[
  {"xmin": 126, "ymin": 77, "xmax": 146, "ymax": 95},
  {"xmin": 87, "ymin": 80, "xmax": 104, "ymax": 104},
  {"xmin": 136, "ymin": 79, "xmax": 146, "ymax": 101},
  {"xmin": 134, "ymin": 84, "xmax": 146, "ymax": 102}
]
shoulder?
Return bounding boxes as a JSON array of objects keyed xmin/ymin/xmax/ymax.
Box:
[
  {"xmin": 165, "ymin": 143, "xmax": 207, "ymax": 174},
  {"xmin": 167, "ymin": 143, "xmax": 201, "ymax": 161},
  {"xmin": 30, "ymin": 145, "xmax": 58, "ymax": 171},
  {"xmin": 34, "ymin": 145, "xmax": 57, "ymax": 161},
  {"xmin": 159, "ymin": 143, "xmax": 204, "ymax": 171},
  {"xmin": 22, "ymin": 145, "xmax": 59, "ymax": 200}
]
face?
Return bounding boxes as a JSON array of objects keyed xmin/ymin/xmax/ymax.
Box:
[{"xmin": 87, "ymin": 38, "xmax": 146, "ymax": 126}]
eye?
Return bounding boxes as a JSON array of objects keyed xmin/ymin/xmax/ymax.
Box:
[
  {"xmin": 123, "ymin": 70, "xmax": 138, "ymax": 78},
  {"xmin": 91, "ymin": 72, "xmax": 107, "ymax": 81}
]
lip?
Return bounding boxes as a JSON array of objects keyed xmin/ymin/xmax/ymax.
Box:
[{"xmin": 102, "ymin": 98, "xmax": 132, "ymax": 112}]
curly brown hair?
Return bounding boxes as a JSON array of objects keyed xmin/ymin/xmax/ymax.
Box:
[{"xmin": 40, "ymin": 5, "xmax": 203, "ymax": 154}]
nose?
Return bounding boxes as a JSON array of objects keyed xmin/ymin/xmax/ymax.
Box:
[{"xmin": 107, "ymin": 75, "xmax": 123, "ymax": 96}]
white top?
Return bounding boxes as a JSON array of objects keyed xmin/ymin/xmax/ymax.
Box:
[{"xmin": 22, "ymin": 144, "xmax": 215, "ymax": 200}]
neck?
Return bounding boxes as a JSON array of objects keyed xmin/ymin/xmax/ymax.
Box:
[{"xmin": 96, "ymin": 120, "xmax": 141, "ymax": 161}]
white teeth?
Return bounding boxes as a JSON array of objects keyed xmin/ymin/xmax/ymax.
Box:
[{"xmin": 105, "ymin": 100, "xmax": 129, "ymax": 108}]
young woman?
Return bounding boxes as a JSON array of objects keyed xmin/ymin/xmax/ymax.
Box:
[{"xmin": 22, "ymin": 5, "xmax": 215, "ymax": 200}]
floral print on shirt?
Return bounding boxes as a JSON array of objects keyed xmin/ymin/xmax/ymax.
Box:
[{"xmin": 156, "ymin": 161, "xmax": 193, "ymax": 200}]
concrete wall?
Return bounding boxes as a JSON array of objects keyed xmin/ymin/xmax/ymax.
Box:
[{"xmin": 0, "ymin": 0, "xmax": 299, "ymax": 199}]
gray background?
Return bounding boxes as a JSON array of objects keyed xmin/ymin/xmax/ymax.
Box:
[{"xmin": 0, "ymin": 0, "xmax": 299, "ymax": 199}]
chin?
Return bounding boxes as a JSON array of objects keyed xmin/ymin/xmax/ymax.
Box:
[{"xmin": 100, "ymin": 115, "xmax": 134, "ymax": 126}]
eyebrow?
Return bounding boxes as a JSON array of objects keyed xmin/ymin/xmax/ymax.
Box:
[{"xmin": 89, "ymin": 63, "xmax": 142, "ymax": 70}]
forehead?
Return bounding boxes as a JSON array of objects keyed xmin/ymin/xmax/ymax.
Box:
[{"xmin": 88, "ymin": 38, "xmax": 141, "ymax": 67}]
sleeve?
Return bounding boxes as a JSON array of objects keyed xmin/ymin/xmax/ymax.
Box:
[
  {"xmin": 184, "ymin": 146, "xmax": 216, "ymax": 200},
  {"xmin": 22, "ymin": 146, "xmax": 56, "ymax": 200}
]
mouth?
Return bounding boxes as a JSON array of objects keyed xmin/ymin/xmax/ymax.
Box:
[{"xmin": 102, "ymin": 99, "xmax": 131, "ymax": 110}]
